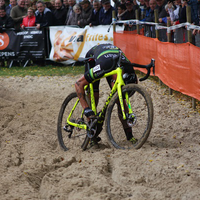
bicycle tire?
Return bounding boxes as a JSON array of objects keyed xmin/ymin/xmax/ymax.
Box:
[
  {"xmin": 57, "ymin": 92, "xmax": 90, "ymax": 151},
  {"xmin": 105, "ymin": 84, "xmax": 153, "ymax": 150}
]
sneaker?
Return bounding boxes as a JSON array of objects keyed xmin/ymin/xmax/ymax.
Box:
[
  {"xmin": 129, "ymin": 137, "xmax": 138, "ymax": 144},
  {"xmin": 89, "ymin": 137, "xmax": 101, "ymax": 148}
]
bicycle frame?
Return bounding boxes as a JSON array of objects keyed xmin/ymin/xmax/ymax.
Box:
[{"xmin": 66, "ymin": 66, "xmax": 134, "ymax": 130}]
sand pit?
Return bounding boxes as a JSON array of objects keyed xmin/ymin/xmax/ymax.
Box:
[{"xmin": 0, "ymin": 75, "xmax": 200, "ymax": 200}]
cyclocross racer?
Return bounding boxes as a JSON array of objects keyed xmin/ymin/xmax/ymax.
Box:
[{"xmin": 75, "ymin": 43, "xmax": 138, "ymax": 146}]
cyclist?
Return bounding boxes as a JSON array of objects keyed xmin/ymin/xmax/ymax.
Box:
[{"xmin": 75, "ymin": 43, "xmax": 138, "ymax": 146}]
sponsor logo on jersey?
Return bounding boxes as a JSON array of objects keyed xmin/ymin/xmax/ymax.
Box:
[{"xmin": 93, "ymin": 64, "xmax": 101, "ymax": 72}]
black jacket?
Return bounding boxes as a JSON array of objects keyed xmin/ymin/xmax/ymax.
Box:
[
  {"xmin": 53, "ymin": 5, "xmax": 67, "ymax": 25},
  {"xmin": 89, "ymin": 8, "xmax": 101, "ymax": 26},
  {"xmin": 122, "ymin": 5, "xmax": 139, "ymax": 20},
  {"xmin": 0, "ymin": 15, "xmax": 14, "ymax": 31},
  {"xmin": 156, "ymin": 4, "xmax": 168, "ymax": 18},
  {"xmin": 35, "ymin": 8, "xmax": 54, "ymax": 28}
]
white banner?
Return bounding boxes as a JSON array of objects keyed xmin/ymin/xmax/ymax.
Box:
[{"xmin": 49, "ymin": 25, "xmax": 124, "ymax": 65}]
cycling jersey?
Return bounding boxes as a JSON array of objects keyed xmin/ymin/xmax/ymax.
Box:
[{"xmin": 84, "ymin": 43, "xmax": 136, "ymax": 91}]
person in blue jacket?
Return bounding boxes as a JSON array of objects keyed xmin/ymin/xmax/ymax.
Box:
[{"xmin": 99, "ymin": 0, "xmax": 116, "ymax": 25}]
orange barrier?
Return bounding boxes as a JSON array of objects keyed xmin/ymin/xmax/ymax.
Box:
[{"xmin": 114, "ymin": 31, "xmax": 200, "ymax": 101}]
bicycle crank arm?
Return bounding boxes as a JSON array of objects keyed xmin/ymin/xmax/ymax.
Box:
[{"xmin": 86, "ymin": 118, "xmax": 98, "ymax": 138}]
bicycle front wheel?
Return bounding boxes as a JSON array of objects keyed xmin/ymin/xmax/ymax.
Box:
[
  {"xmin": 57, "ymin": 92, "xmax": 90, "ymax": 151},
  {"xmin": 105, "ymin": 84, "xmax": 153, "ymax": 150}
]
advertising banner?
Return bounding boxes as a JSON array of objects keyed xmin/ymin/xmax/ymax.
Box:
[
  {"xmin": 49, "ymin": 25, "xmax": 124, "ymax": 65},
  {"xmin": 0, "ymin": 28, "xmax": 45, "ymax": 60}
]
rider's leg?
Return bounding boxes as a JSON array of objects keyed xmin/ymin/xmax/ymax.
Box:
[
  {"xmin": 116, "ymin": 102, "xmax": 133, "ymax": 140},
  {"xmin": 109, "ymin": 75, "xmax": 134, "ymax": 141},
  {"xmin": 75, "ymin": 75, "xmax": 90, "ymax": 110}
]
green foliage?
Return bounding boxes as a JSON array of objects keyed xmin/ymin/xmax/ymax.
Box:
[{"xmin": 0, "ymin": 64, "xmax": 85, "ymax": 77}]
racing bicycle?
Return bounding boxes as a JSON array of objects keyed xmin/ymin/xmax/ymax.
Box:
[{"xmin": 57, "ymin": 52, "xmax": 155, "ymax": 151}]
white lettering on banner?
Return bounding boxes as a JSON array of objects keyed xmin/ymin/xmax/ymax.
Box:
[
  {"xmin": 24, "ymin": 35, "xmax": 33, "ymax": 39},
  {"xmin": 0, "ymin": 52, "xmax": 15, "ymax": 56},
  {"xmin": 30, "ymin": 31, "xmax": 42, "ymax": 34},
  {"xmin": 0, "ymin": 35, "xmax": 4, "ymax": 47},
  {"xmin": 17, "ymin": 31, "xmax": 28, "ymax": 35},
  {"xmin": 93, "ymin": 64, "xmax": 101, "ymax": 72}
]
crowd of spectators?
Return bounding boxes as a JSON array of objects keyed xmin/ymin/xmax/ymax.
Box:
[
  {"xmin": 0, "ymin": 0, "xmax": 199, "ymax": 32},
  {"xmin": 0, "ymin": 0, "xmax": 200, "ymax": 66}
]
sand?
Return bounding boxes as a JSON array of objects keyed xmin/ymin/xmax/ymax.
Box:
[{"xmin": 0, "ymin": 75, "xmax": 200, "ymax": 200}]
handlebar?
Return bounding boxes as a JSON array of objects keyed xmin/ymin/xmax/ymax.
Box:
[
  {"xmin": 134, "ymin": 58, "xmax": 155, "ymax": 81},
  {"xmin": 117, "ymin": 50, "xmax": 155, "ymax": 81}
]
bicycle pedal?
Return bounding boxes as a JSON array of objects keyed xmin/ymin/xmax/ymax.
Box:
[{"xmin": 63, "ymin": 125, "xmax": 73, "ymax": 133}]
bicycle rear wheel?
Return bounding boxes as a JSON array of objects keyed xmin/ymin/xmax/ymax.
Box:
[
  {"xmin": 105, "ymin": 84, "xmax": 153, "ymax": 150},
  {"xmin": 57, "ymin": 92, "xmax": 90, "ymax": 151}
]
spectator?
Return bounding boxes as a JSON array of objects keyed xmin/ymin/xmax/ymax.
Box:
[
  {"xmin": 138, "ymin": 0, "xmax": 147, "ymax": 19},
  {"xmin": 31, "ymin": 0, "xmax": 37, "ymax": 11},
  {"xmin": 10, "ymin": 0, "xmax": 27, "ymax": 30},
  {"xmin": 117, "ymin": 3, "xmax": 127, "ymax": 20},
  {"xmin": 123, "ymin": 0, "xmax": 139, "ymax": 19},
  {"xmin": 112, "ymin": 0, "xmax": 121, "ymax": 10},
  {"xmin": 65, "ymin": 0, "xmax": 76, "ymax": 23},
  {"xmin": 99, "ymin": 0, "xmax": 116, "ymax": 25},
  {"xmin": 63, "ymin": 0, "xmax": 69, "ymax": 8},
  {"xmin": 53, "ymin": 0, "xmax": 67, "ymax": 25},
  {"xmin": 0, "ymin": 0, "xmax": 5, "ymax": 8},
  {"xmin": 35, "ymin": 0, "xmax": 54, "ymax": 29},
  {"xmin": 25, "ymin": 0, "xmax": 31, "ymax": 8},
  {"xmin": 142, "ymin": 0, "xmax": 156, "ymax": 22},
  {"xmin": 45, "ymin": 1, "xmax": 55, "ymax": 11},
  {"xmin": 187, "ymin": 0, "xmax": 199, "ymax": 25},
  {"xmin": 123, "ymin": 0, "xmax": 139, "ymax": 30},
  {"xmin": 121, "ymin": 0, "xmax": 126, "ymax": 4},
  {"xmin": 144, "ymin": 0, "xmax": 150, "ymax": 8},
  {"xmin": 6, "ymin": 0, "xmax": 17, "ymax": 16},
  {"xmin": 173, "ymin": 0, "xmax": 181, "ymax": 22},
  {"xmin": 89, "ymin": 0, "xmax": 101, "ymax": 26},
  {"xmin": 156, "ymin": 0, "xmax": 168, "ymax": 19},
  {"xmin": 159, "ymin": 2, "xmax": 175, "ymax": 24},
  {"xmin": 143, "ymin": 0, "xmax": 150, "ymax": 18},
  {"xmin": 79, "ymin": 0, "xmax": 93, "ymax": 27},
  {"xmin": 0, "ymin": 5, "xmax": 14, "ymax": 30},
  {"xmin": 178, "ymin": 0, "xmax": 187, "ymax": 24},
  {"xmin": 50, "ymin": 0, "xmax": 55, "ymax": 9},
  {"xmin": 66, "ymin": 4, "xmax": 82, "ymax": 26},
  {"xmin": 21, "ymin": 7, "xmax": 35, "ymax": 28}
]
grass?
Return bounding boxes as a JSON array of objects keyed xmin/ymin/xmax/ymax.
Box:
[{"xmin": 0, "ymin": 64, "xmax": 85, "ymax": 77}]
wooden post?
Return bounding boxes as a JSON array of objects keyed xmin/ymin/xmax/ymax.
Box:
[
  {"xmin": 136, "ymin": 9, "xmax": 140, "ymax": 34},
  {"xmin": 154, "ymin": 9, "xmax": 162, "ymax": 85},
  {"xmin": 112, "ymin": 10, "xmax": 116, "ymax": 33},
  {"xmin": 186, "ymin": 6, "xmax": 192, "ymax": 43},
  {"xmin": 192, "ymin": 98, "xmax": 196, "ymax": 109},
  {"xmin": 154, "ymin": 9, "xmax": 159, "ymax": 39},
  {"xmin": 186, "ymin": 6, "xmax": 196, "ymax": 109},
  {"xmin": 167, "ymin": 19, "xmax": 173, "ymax": 95},
  {"xmin": 167, "ymin": 19, "xmax": 171, "ymax": 42}
]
